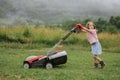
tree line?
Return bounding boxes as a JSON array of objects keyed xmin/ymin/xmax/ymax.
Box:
[{"xmin": 59, "ymin": 16, "xmax": 120, "ymax": 33}]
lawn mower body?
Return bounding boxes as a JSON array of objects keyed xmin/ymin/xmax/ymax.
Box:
[{"xmin": 23, "ymin": 51, "xmax": 67, "ymax": 69}]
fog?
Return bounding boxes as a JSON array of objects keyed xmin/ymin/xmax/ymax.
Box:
[{"xmin": 2, "ymin": 0, "xmax": 120, "ymax": 24}]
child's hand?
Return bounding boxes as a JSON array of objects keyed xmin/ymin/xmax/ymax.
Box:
[{"xmin": 75, "ymin": 24, "xmax": 83, "ymax": 30}]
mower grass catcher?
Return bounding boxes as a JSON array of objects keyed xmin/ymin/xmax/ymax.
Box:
[{"xmin": 23, "ymin": 26, "xmax": 78, "ymax": 69}]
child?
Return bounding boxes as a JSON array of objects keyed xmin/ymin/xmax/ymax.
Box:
[{"xmin": 76, "ymin": 21, "xmax": 105, "ymax": 69}]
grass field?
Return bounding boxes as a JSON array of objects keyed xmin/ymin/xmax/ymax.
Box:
[
  {"xmin": 0, "ymin": 45, "xmax": 120, "ymax": 80},
  {"xmin": 0, "ymin": 26, "xmax": 120, "ymax": 80}
]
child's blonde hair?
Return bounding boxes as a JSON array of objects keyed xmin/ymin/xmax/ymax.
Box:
[{"xmin": 86, "ymin": 21, "xmax": 96, "ymax": 29}]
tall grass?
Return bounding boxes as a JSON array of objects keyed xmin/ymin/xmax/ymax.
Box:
[
  {"xmin": 0, "ymin": 25, "xmax": 120, "ymax": 52},
  {"xmin": 99, "ymin": 32, "xmax": 120, "ymax": 52}
]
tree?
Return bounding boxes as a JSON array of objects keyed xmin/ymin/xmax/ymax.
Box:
[
  {"xmin": 95, "ymin": 18, "xmax": 109, "ymax": 32},
  {"xmin": 106, "ymin": 25, "xmax": 118, "ymax": 34},
  {"xmin": 109, "ymin": 16, "xmax": 120, "ymax": 29},
  {"xmin": 61, "ymin": 19, "xmax": 82, "ymax": 30}
]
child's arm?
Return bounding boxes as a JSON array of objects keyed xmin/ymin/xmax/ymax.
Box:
[
  {"xmin": 75, "ymin": 24, "xmax": 91, "ymax": 33},
  {"xmin": 82, "ymin": 27, "xmax": 91, "ymax": 33}
]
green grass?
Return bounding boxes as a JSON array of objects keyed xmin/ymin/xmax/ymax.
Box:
[
  {"xmin": 0, "ymin": 25, "xmax": 120, "ymax": 80},
  {"xmin": 0, "ymin": 46, "xmax": 120, "ymax": 80}
]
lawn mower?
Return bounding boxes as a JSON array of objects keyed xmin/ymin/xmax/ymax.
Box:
[{"xmin": 23, "ymin": 25, "xmax": 82, "ymax": 69}]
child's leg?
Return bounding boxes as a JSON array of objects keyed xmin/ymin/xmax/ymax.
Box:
[
  {"xmin": 93, "ymin": 55, "xmax": 102, "ymax": 62},
  {"xmin": 93, "ymin": 55, "xmax": 105, "ymax": 69},
  {"xmin": 93, "ymin": 55, "xmax": 99, "ymax": 68}
]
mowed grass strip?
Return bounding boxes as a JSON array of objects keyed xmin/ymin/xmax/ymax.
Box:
[{"xmin": 0, "ymin": 48, "xmax": 120, "ymax": 80}]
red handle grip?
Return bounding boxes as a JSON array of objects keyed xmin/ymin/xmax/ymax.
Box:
[{"xmin": 75, "ymin": 24, "xmax": 83, "ymax": 30}]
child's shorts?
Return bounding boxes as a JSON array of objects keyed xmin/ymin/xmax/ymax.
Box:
[{"xmin": 91, "ymin": 41, "xmax": 102, "ymax": 55}]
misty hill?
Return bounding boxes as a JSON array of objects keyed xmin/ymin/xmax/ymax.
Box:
[{"xmin": 0, "ymin": 0, "xmax": 120, "ymax": 24}]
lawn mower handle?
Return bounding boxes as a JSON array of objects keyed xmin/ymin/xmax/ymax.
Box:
[{"xmin": 47, "ymin": 26, "xmax": 78, "ymax": 56}]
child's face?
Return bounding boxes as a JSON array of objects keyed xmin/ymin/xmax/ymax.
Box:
[{"xmin": 88, "ymin": 22, "xmax": 94, "ymax": 29}]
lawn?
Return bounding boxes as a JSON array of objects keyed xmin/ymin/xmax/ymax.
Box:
[{"xmin": 0, "ymin": 46, "xmax": 120, "ymax": 80}]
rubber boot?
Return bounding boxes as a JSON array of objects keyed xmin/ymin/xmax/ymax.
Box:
[{"xmin": 99, "ymin": 61, "xmax": 105, "ymax": 69}]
